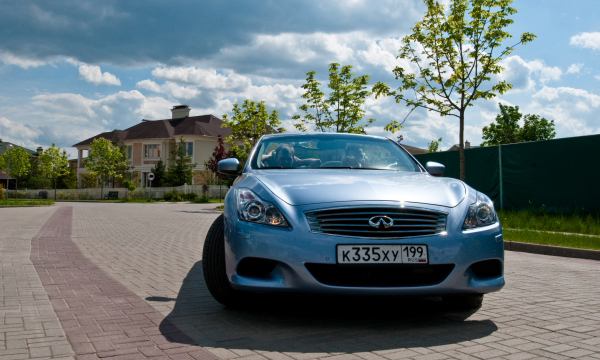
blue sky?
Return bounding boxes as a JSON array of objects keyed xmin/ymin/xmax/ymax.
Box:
[{"xmin": 0, "ymin": 0, "xmax": 598, "ymax": 158}]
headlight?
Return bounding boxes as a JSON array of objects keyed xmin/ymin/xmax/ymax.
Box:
[
  {"xmin": 236, "ymin": 188, "xmax": 288, "ymax": 227},
  {"xmin": 463, "ymin": 192, "xmax": 498, "ymax": 229}
]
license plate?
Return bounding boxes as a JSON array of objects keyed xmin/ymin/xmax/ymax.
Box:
[{"xmin": 337, "ymin": 245, "xmax": 428, "ymax": 264}]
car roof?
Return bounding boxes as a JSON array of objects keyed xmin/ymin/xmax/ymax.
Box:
[{"xmin": 260, "ymin": 132, "xmax": 390, "ymax": 141}]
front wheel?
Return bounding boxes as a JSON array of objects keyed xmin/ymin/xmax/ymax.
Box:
[
  {"xmin": 202, "ymin": 214, "xmax": 242, "ymax": 306},
  {"xmin": 443, "ymin": 294, "xmax": 484, "ymax": 310}
]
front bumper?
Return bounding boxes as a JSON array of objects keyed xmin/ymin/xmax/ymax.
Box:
[{"xmin": 223, "ymin": 201, "xmax": 505, "ymax": 296}]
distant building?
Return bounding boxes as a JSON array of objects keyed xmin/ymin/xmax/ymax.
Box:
[
  {"xmin": 447, "ymin": 141, "xmax": 479, "ymax": 151},
  {"xmin": 72, "ymin": 105, "xmax": 234, "ymax": 188},
  {"xmin": 400, "ymin": 144, "xmax": 428, "ymax": 155},
  {"xmin": 0, "ymin": 139, "xmax": 42, "ymax": 189}
]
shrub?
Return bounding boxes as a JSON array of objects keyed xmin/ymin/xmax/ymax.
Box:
[
  {"xmin": 0, "ymin": 185, "xmax": 4, "ymax": 200},
  {"xmin": 184, "ymin": 192, "xmax": 198, "ymax": 201},
  {"xmin": 193, "ymin": 194, "xmax": 210, "ymax": 203},
  {"xmin": 163, "ymin": 190, "xmax": 184, "ymax": 202},
  {"xmin": 122, "ymin": 180, "xmax": 136, "ymax": 192}
]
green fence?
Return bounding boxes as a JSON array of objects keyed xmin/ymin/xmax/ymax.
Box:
[{"xmin": 413, "ymin": 134, "xmax": 600, "ymax": 213}]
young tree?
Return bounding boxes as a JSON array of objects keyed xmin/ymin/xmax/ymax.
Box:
[
  {"xmin": 166, "ymin": 136, "xmax": 196, "ymax": 186},
  {"xmin": 0, "ymin": 147, "xmax": 30, "ymax": 195},
  {"xmin": 221, "ymin": 100, "xmax": 283, "ymax": 162},
  {"xmin": 427, "ymin": 137, "xmax": 443, "ymax": 152},
  {"xmin": 24, "ymin": 157, "xmax": 51, "ymax": 189},
  {"xmin": 85, "ymin": 138, "xmax": 127, "ymax": 200},
  {"xmin": 111, "ymin": 139, "xmax": 135, "ymax": 188},
  {"xmin": 481, "ymin": 104, "xmax": 555, "ymax": 146},
  {"xmin": 373, "ymin": 0, "xmax": 536, "ymax": 180},
  {"xmin": 56, "ymin": 166, "xmax": 78, "ymax": 189},
  {"xmin": 150, "ymin": 159, "xmax": 167, "ymax": 187},
  {"xmin": 293, "ymin": 63, "xmax": 377, "ymax": 134},
  {"xmin": 39, "ymin": 144, "xmax": 69, "ymax": 200},
  {"xmin": 205, "ymin": 135, "xmax": 233, "ymax": 181}
]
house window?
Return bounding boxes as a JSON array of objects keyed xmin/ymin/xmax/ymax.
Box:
[
  {"xmin": 144, "ymin": 144, "xmax": 161, "ymax": 158},
  {"xmin": 186, "ymin": 142, "xmax": 193, "ymax": 157},
  {"xmin": 127, "ymin": 145, "xmax": 132, "ymax": 159}
]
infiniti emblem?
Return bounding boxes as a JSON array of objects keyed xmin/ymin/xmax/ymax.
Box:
[{"xmin": 368, "ymin": 216, "xmax": 394, "ymax": 229}]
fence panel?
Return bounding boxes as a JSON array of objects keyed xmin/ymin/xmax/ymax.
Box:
[{"xmin": 414, "ymin": 134, "xmax": 600, "ymax": 212}]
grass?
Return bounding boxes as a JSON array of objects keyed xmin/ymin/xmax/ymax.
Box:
[
  {"xmin": 498, "ymin": 211, "xmax": 600, "ymax": 236},
  {"xmin": 215, "ymin": 205, "xmax": 224, "ymax": 211},
  {"xmin": 503, "ymin": 229, "xmax": 600, "ymax": 251},
  {"xmin": 499, "ymin": 210, "xmax": 600, "ymax": 250},
  {"xmin": 0, "ymin": 199, "xmax": 54, "ymax": 206}
]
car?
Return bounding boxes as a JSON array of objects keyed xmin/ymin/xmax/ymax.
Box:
[{"xmin": 202, "ymin": 133, "xmax": 504, "ymax": 309}]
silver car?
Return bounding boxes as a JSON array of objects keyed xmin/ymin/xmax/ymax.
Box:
[{"xmin": 203, "ymin": 133, "xmax": 504, "ymax": 308}]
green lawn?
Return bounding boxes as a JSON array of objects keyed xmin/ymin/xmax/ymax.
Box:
[
  {"xmin": 503, "ymin": 229, "xmax": 600, "ymax": 251},
  {"xmin": 498, "ymin": 211, "xmax": 600, "ymax": 236},
  {"xmin": 0, "ymin": 199, "xmax": 54, "ymax": 206},
  {"xmin": 499, "ymin": 211, "xmax": 600, "ymax": 250}
]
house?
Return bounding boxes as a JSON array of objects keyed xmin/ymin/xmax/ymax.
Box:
[
  {"xmin": 400, "ymin": 144, "xmax": 428, "ymax": 155},
  {"xmin": 0, "ymin": 139, "xmax": 42, "ymax": 189},
  {"xmin": 72, "ymin": 105, "xmax": 233, "ymax": 188},
  {"xmin": 447, "ymin": 141, "xmax": 479, "ymax": 151}
]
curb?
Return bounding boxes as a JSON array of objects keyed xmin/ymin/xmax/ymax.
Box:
[{"xmin": 505, "ymin": 241, "xmax": 600, "ymax": 261}]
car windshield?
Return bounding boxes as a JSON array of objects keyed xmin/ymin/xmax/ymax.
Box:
[{"xmin": 251, "ymin": 135, "xmax": 422, "ymax": 172}]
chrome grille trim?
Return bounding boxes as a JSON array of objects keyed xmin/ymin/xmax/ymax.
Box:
[{"xmin": 305, "ymin": 206, "xmax": 447, "ymax": 238}]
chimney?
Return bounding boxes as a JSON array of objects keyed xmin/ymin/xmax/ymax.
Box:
[
  {"xmin": 171, "ymin": 105, "xmax": 191, "ymax": 119},
  {"xmin": 37, "ymin": 146, "xmax": 43, "ymax": 155},
  {"xmin": 465, "ymin": 141, "xmax": 470, "ymax": 149}
]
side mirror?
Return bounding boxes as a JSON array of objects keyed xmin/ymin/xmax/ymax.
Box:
[
  {"xmin": 218, "ymin": 158, "xmax": 240, "ymax": 175},
  {"xmin": 425, "ymin": 161, "xmax": 445, "ymax": 177}
]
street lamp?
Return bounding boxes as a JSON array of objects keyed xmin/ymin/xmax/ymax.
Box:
[{"xmin": 6, "ymin": 144, "xmax": 12, "ymax": 198}]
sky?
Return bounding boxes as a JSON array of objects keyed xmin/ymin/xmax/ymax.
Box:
[{"xmin": 0, "ymin": 0, "xmax": 598, "ymax": 158}]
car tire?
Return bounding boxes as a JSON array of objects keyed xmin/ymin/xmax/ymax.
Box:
[
  {"xmin": 443, "ymin": 294, "xmax": 484, "ymax": 310},
  {"xmin": 202, "ymin": 214, "xmax": 242, "ymax": 307}
]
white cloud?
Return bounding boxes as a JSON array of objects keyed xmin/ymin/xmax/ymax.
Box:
[
  {"xmin": 0, "ymin": 51, "xmax": 48, "ymax": 68},
  {"xmin": 78, "ymin": 65, "xmax": 121, "ymax": 85},
  {"xmin": 528, "ymin": 86, "xmax": 600, "ymax": 136},
  {"xmin": 570, "ymin": 32, "xmax": 600, "ymax": 50},
  {"xmin": 566, "ymin": 63, "xmax": 584, "ymax": 74},
  {"xmin": 0, "ymin": 117, "xmax": 42, "ymax": 149},
  {"xmin": 151, "ymin": 67, "xmax": 252, "ymax": 90},
  {"xmin": 136, "ymin": 79, "xmax": 200, "ymax": 99},
  {"xmin": 497, "ymin": 56, "xmax": 562, "ymax": 93}
]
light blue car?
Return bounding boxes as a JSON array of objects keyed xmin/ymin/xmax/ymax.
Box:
[{"xmin": 203, "ymin": 133, "xmax": 504, "ymax": 308}]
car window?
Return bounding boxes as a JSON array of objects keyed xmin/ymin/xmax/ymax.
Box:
[{"xmin": 251, "ymin": 135, "xmax": 421, "ymax": 172}]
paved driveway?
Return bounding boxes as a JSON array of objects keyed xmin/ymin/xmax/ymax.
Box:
[{"xmin": 1, "ymin": 202, "xmax": 600, "ymax": 360}]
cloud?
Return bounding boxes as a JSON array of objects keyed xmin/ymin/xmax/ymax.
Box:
[
  {"xmin": 0, "ymin": 51, "xmax": 48, "ymax": 68},
  {"xmin": 0, "ymin": 0, "xmax": 422, "ymax": 67},
  {"xmin": 566, "ymin": 63, "xmax": 584, "ymax": 74},
  {"xmin": 0, "ymin": 117, "xmax": 42, "ymax": 149},
  {"xmin": 570, "ymin": 32, "xmax": 600, "ymax": 50},
  {"xmin": 528, "ymin": 86, "xmax": 600, "ymax": 136},
  {"xmin": 78, "ymin": 65, "xmax": 121, "ymax": 85},
  {"xmin": 136, "ymin": 80, "xmax": 200, "ymax": 99},
  {"xmin": 497, "ymin": 56, "xmax": 562, "ymax": 93},
  {"xmin": 151, "ymin": 67, "xmax": 252, "ymax": 90}
]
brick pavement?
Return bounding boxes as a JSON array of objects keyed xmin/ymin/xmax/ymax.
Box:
[
  {"xmin": 67, "ymin": 202, "xmax": 600, "ymax": 360},
  {"xmin": 30, "ymin": 206, "xmax": 218, "ymax": 360},
  {"xmin": 2, "ymin": 202, "xmax": 600, "ymax": 359},
  {"xmin": 0, "ymin": 205, "xmax": 74, "ymax": 360}
]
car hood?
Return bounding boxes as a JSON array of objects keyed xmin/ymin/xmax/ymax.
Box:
[{"xmin": 253, "ymin": 170, "xmax": 466, "ymax": 207}]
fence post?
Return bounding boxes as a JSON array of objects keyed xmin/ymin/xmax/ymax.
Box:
[{"xmin": 498, "ymin": 144, "xmax": 503, "ymax": 210}]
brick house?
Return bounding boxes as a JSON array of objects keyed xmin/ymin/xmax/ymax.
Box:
[{"xmin": 72, "ymin": 105, "xmax": 234, "ymax": 188}]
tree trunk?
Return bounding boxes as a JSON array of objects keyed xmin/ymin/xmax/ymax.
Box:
[
  {"xmin": 54, "ymin": 178, "xmax": 57, "ymax": 200},
  {"xmin": 15, "ymin": 179, "xmax": 18, "ymax": 199},
  {"xmin": 459, "ymin": 110, "xmax": 466, "ymax": 182},
  {"xmin": 100, "ymin": 176, "xmax": 104, "ymax": 200}
]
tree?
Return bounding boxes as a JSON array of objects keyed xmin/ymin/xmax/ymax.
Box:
[
  {"xmin": 56, "ymin": 166, "xmax": 78, "ymax": 189},
  {"xmin": 150, "ymin": 159, "xmax": 167, "ymax": 187},
  {"xmin": 39, "ymin": 143, "xmax": 69, "ymax": 200},
  {"xmin": 221, "ymin": 100, "xmax": 283, "ymax": 162},
  {"xmin": 481, "ymin": 104, "xmax": 555, "ymax": 146},
  {"xmin": 111, "ymin": 139, "xmax": 135, "ymax": 188},
  {"xmin": 0, "ymin": 147, "xmax": 30, "ymax": 194},
  {"xmin": 166, "ymin": 136, "xmax": 196, "ymax": 186},
  {"xmin": 85, "ymin": 138, "xmax": 127, "ymax": 200},
  {"xmin": 206, "ymin": 135, "xmax": 233, "ymax": 180},
  {"xmin": 428, "ymin": 137, "xmax": 443, "ymax": 152},
  {"xmin": 373, "ymin": 0, "xmax": 536, "ymax": 180},
  {"xmin": 293, "ymin": 63, "xmax": 377, "ymax": 134},
  {"xmin": 24, "ymin": 157, "xmax": 52, "ymax": 189}
]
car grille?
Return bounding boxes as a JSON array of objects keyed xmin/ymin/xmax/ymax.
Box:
[
  {"xmin": 305, "ymin": 206, "xmax": 447, "ymax": 238},
  {"xmin": 305, "ymin": 263, "xmax": 455, "ymax": 287}
]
